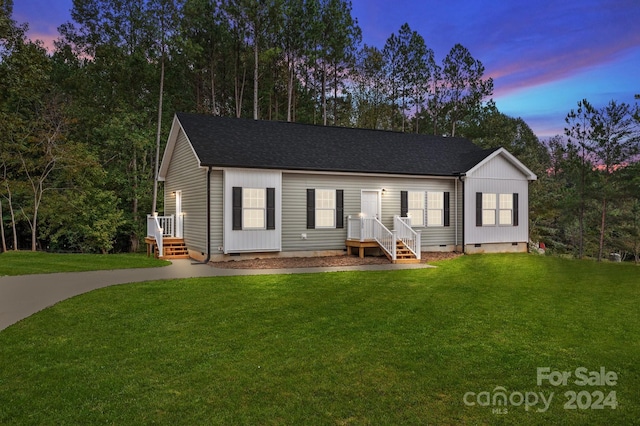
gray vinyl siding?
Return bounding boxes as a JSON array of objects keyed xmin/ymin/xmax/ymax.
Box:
[
  {"xmin": 210, "ymin": 170, "xmax": 224, "ymax": 254},
  {"xmin": 282, "ymin": 172, "xmax": 462, "ymax": 252},
  {"xmin": 164, "ymin": 129, "xmax": 209, "ymax": 254},
  {"xmin": 463, "ymin": 154, "xmax": 530, "ymax": 245}
]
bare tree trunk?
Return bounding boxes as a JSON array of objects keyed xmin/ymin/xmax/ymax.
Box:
[
  {"xmin": 0, "ymin": 198, "xmax": 6, "ymax": 252},
  {"xmin": 333, "ymin": 63, "xmax": 338, "ymax": 125},
  {"xmin": 598, "ymin": 197, "xmax": 607, "ymax": 262},
  {"xmin": 234, "ymin": 41, "xmax": 245, "ymax": 118},
  {"xmin": 287, "ymin": 57, "xmax": 294, "ymax": 122},
  {"xmin": 322, "ymin": 64, "xmax": 327, "ymax": 126},
  {"xmin": 131, "ymin": 151, "xmax": 139, "ymax": 253},
  {"xmin": 210, "ymin": 63, "xmax": 217, "ymax": 115},
  {"xmin": 151, "ymin": 47, "xmax": 165, "ymax": 215},
  {"xmin": 4, "ymin": 183, "xmax": 18, "ymax": 250},
  {"xmin": 31, "ymin": 196, "xmax": 38, "ymax": 252},
  {"xmin": 578, "ymin": 147, "xmax": 586, "ymax": 259},
  {"xmin": 253, "ymin": 37, "xmax": 258, "ymax": 120}
]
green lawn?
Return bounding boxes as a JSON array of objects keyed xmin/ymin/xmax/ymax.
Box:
[
  {"xmin": 0, "ymin": 251, "xmax": 170, "ymax": 275},
  {"xmin": 0, "ymin": 254, "xmax": 638, "ymax": 424}
]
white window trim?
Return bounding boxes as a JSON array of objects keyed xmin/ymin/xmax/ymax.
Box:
[
  {"xmin": 482, "ymin": 193, "xmax": 497, "ymax": 226},
  {"xmin": 498, "ymin": 193, "xmax": 513, "ymax": 226},
  {"xmin": 481, "ymin": 193, "xmax": 516, "ymax": 227},
  {"xmin": 407, "ymin": 191, "xmax": 425, "ymax": 227},
  {"xmin": 427, "ymin": 191, "xmax": 444, "ymax": 227},
  {"xmin": 315, "ymin": 189, "xmax": 336, "ymax": 228},
  {"xmin": 243, "ymin": 188, "xmax": 266, "ymax": 230}
]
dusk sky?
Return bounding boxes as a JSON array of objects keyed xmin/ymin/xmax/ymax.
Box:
[{"xmin": 13, "ymin": 0, "xmax": 640, "ymax": 139}]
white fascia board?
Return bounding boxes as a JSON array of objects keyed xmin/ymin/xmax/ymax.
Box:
[
  {"xmin": 210, "ymin": 167, "xmax": 458, "ymax": 181},
  {"xmin": 157, "ymin": 114, "xmax": 203, "ymax": 181}
]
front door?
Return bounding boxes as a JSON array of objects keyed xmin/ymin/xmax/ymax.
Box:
[
  {"xmin": 175, "ymin": 190, "xmax": 183, "ymax": 238},
  {"xmin": 361, "ymin": 190, "xmax": 381, "ymax": 220}
]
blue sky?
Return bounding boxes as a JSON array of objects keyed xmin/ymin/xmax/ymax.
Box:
[{"xmin": 13, "ymin": 0, "xmax": 640, "ymax": 138}]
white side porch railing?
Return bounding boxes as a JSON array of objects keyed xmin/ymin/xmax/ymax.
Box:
[
  {"xmin": 347, "ymin": 215, "xmax": 421, "ymax": 262},
  {"xmin": 394, "ymin": 216, "xmax": 421, "ymax": 260},
  {"xmin": 347, "ymin": 216, "xmax": 396, "ymax": 260},
  {"xmin": 146, "ymin": 214, "xmax": 176, "ymax": 257}
]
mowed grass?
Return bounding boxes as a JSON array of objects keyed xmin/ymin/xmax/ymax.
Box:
[
  {"xmin": 0, "ymin": 251, "xmax": 170, "ymax": 275},
  {"xmin": 0, "ymin": 254, "xmax": 638, "ymax": 424}
]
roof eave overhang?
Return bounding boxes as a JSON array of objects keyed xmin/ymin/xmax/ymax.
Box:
[
  {"xmin": 199, "ymin": 163, "xmax": 459, "ymax": 179},
  {"xmin": 158, "ymin": 114, "xmax": 203, "ymax": 181}
]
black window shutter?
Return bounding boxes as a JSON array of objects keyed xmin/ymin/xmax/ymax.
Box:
[
  {"xmin": 266, "ymin": 188, "xmax": 275, "ymax": 230},
  {"xmin": 400, "ymin": 191, "xmax": 408, "ymax": 217},
  {"xmin": 444, "ymin": 192, "xmax": 450, "ymax": 227},
  {"xmin": 306, "ymin": 189, "xmax": 315, "ymax": 229},
  {"xmin": 513, "ymin": 193, "xmax": 519, "ymax": 227},
  {"xmin": 336, "ymin": 190, "xmax": 344, "ymax": 229},
  {"xmin": 232, "ymin": 187, "xmax": 242, "ymax": 230},
  {"xmin": 476, "ymin": 192, "xmax": 482, "ymax": 227}
]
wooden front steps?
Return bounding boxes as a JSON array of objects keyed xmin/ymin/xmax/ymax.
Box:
[
  {"xmin": 393, "ymin": 240, "xmax": 420, "ymax": 264},
  {"xmin": 145, "ymin": 237, "xmax": 190, "ymax": 259},
  {"xmin": 346, "ymin": 239, "xmax": 420, "ymax": 264}
]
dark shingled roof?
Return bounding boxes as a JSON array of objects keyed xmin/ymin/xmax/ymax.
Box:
[{"xmin": 176, "ymin": 112, "xmax": 495, "ymax": 176}]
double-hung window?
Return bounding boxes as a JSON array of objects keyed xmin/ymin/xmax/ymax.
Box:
[
  {"xmin": 482, "ymin": 193, "xmax": 497, "ymax": 226},
  {"xmin": 243, "ymin": 188, "xmax": 265, "ymax": 229},
  {"xmin": 315, "ymin": 189, "xmax": 336, "ymax": 228},
  {"xmin": 427, "ymin": 192, "xmax": 444, "ymax": 226},
  {"xmin": 498, "ymin": 194, "xmax": 513, "ymax": 225},
  {"xmin": 232, "ymin": 187, "xmax": 275, "ymax": 230},
  {"xmin": 408, "ymin": 191, "xmax": 425, "ymax": 226},
  {"xmin": 476, "ymin": 192, "xmax": 519, "ymax": 227},
  {"xmin": 401, "ymin": 191, "xmax": 450, "ymax": 227},
  {"xmin": 306, "ymin": 189, "xmax": 344, "ymax": 229}
]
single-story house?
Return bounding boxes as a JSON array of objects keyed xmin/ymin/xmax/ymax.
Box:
[{"xmin": 148, "ymin": 112, "xmax": 537, "ymax": 262}]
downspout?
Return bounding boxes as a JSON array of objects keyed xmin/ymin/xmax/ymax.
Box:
[
  {"xmin": 205, "ymin": 166, "xmax": 212, "ymax": 263},
  {"xmin": 194, "ymin": 166, "xmax": 213, "ymax": 265},
  {"xmin": 454, "ymin": 177, "xmax": 458, "ymax": 249},
  {"xmin": 460, "ymin": 175, "xmax": 465, "ymax": 253},
  {"xmin": 453, "ymin": 172, "xmax": 465, "ymax": 253}
]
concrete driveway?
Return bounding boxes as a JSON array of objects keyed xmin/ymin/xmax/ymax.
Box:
[{"xmin": 0, "ymin": 259, "xmax": 429, "ymax": 331}]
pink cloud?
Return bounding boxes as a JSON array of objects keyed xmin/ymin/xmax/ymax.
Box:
[{"xmin": 25, "ymin": 32, "xmax": 58, "ymax": 53}]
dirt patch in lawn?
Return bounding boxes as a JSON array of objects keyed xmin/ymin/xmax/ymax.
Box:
[{"xmin": 211, "ymin": 252, "xmax": 462, "ymax": 269}]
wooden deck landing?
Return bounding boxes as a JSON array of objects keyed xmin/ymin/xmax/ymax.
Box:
[
  {"xmin": 345, "ymin": 239, "xmax": 420, "ymax": 264},
  {"xmin": 145, "ymin": 237, "xmax": 190, "ymax": 259},
  {"xmin": 345, "ymin": 240, "xmax": 380, "ymax": 258}
]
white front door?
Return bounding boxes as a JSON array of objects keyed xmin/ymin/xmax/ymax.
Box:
[
  {"xmin": 175, "ymin": 190, "xmax": 183, "ymax": 238},
  {"xmin": 361, "ymin": 190, "xmax": 381, "ymax": 220}
]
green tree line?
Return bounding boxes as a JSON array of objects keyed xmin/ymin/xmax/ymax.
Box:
[{"xmin": 1, "ymin": 0, "xmax": 638, "ymax": 260}]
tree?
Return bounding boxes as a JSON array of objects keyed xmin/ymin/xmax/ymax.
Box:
[
  {"xmin": 150, "ymin": 0, "xmax": 183, "ymax": 215},
  {"xmin": 440, "ymin": 44, "xmax": 493, "ymax": 136},
  {"xmin": 382, "ymin": 23, "xmax": 433, "ymax": 132},
  {"xmin": 0, "ymin": 26, "xmax": 61, "ymax": 251},
  {"xmin": 588, "ymin": 100, "xmax": 639, "ymax": 261},
  {"xmin": 353, "ymin": 44, "xmax": 392, "ymax": 129},
  {"xmin": 59, "ymin": 0, "xmax": 162, "ymax": 252},
  {"xmin": 564, "ymin": 99, "xmax": 597, "ymax": 258}
]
